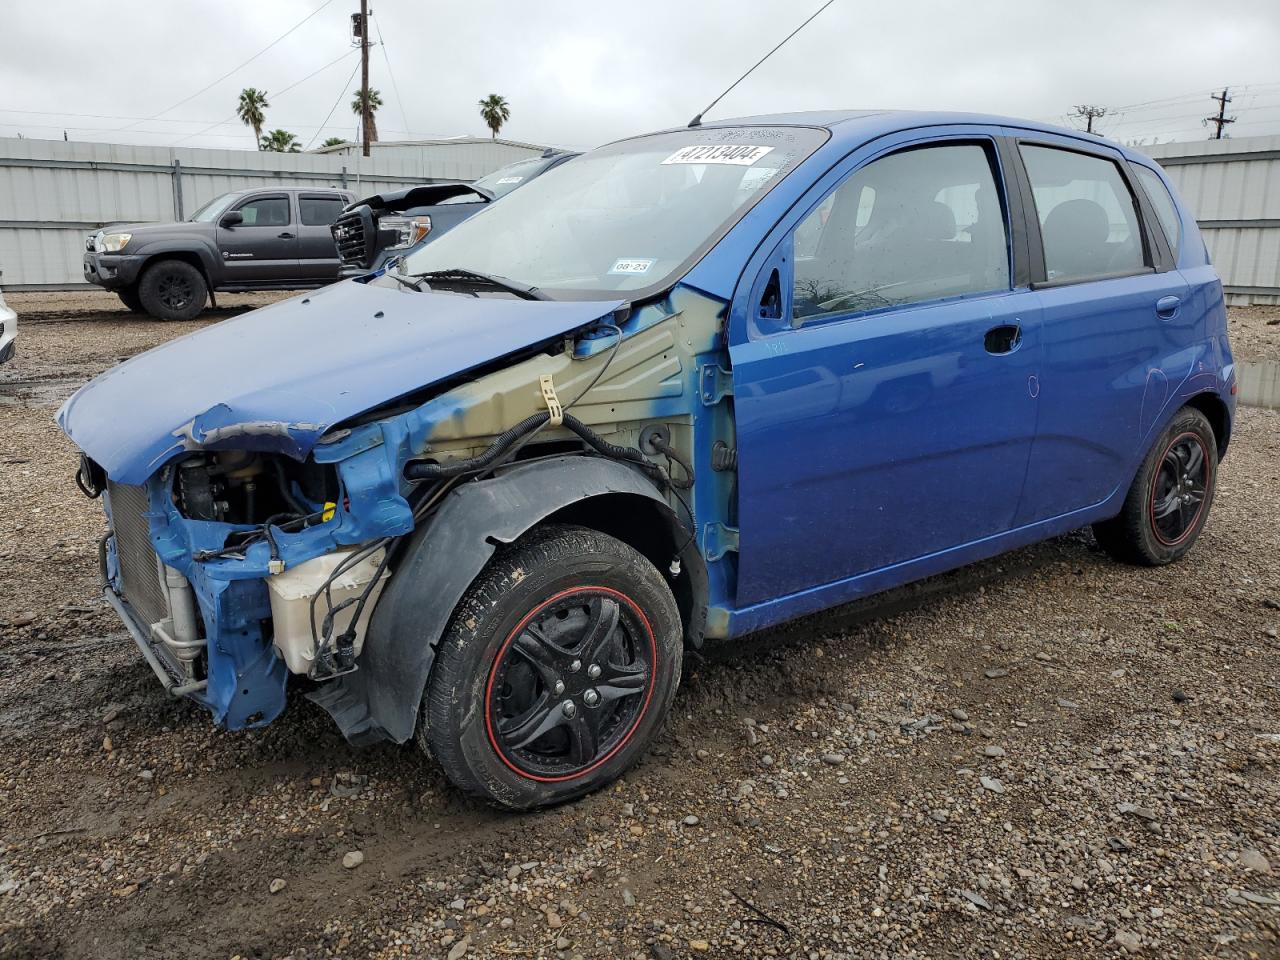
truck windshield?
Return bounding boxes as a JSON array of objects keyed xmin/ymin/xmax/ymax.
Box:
[
  {"xmin": 189, "ymin": 194, "xmax": 236, "ymax": 222},
  {"xmin": 402, "ymin": 126, "xmax": 827, "ymax": 299}
]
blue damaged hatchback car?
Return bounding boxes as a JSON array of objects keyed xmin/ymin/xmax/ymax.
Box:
[{"xmin": 59, "ymin": 111, "xmax": 1234, "ymax": 809}]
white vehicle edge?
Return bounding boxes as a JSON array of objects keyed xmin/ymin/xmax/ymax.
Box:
[{"xmin": 0, "ymin": 283, "xmax": 16, "ymax": 366}]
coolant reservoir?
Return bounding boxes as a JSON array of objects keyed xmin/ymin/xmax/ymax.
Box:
[{"xmin": 267, "ymin": 547, "xmax": 389, "ymax": 676}]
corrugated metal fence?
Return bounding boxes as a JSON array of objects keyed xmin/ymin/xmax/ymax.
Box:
[
  {"xmin": 2, "ymin": 133, "xmax": 1277, "ymax": 297},
  {"xmin": 0, "ymin": 137, "xmax": 542, "ymax": 288},
  {"xmin": 1147, "ymin": 134, "xmax": 1280, "ymax": 305}
]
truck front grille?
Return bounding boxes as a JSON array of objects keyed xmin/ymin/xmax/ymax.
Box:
[
  {"xmin": 332, "ymin": 209, "xmax": 370, "ymax": 266},
  {"xmin": 107, "ymin": 481, "xmax": 169, "ymax": 630}
]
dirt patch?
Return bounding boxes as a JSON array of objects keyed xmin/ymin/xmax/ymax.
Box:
[
  {"xmin": 1227, "ymin": 305, "xmax": 1280, "ymax": 363},
  {"xmin": 0, "ymin": 294, "xmax": 1277, "ymax": 959}
]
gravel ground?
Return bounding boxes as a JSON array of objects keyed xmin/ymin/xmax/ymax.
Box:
[
  {"xmin": 0, "ymin": 295, "xmax": 1277, "ymax": 960},
  {"xmin": 1226, "ymin": 305, "xmax": 1280, "ymax": 364}
]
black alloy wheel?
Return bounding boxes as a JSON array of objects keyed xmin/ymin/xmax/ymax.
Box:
[
  {"xmin": 1092, "ymin": 405, "xmax": 1218, "ymax": 566},
  {"xmin": 486, "ymin": 589, "xmax": 655, "ymax": 781},
  {"xmin": 420, "ymin": 524, "xmax": 683, "ymax": 809},
  {"xmin": 137, "ymin": 259, "xmax": 208, "ymax": 321},
  {"xmin": 1149, "ymin": 432, "xmax": 1211, "ymax": 546}
]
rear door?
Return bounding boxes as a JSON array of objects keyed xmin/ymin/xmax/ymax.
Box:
[
  {"xmin": 296, "ymin": 193, "xmax": 349, "ymax": 280},
  {"xmin": 216, "ymin": 193, "xmax": 299, "ymax": 284},
  {"xmin": 729, "ymin": 130, "xmax": 1042, "ymax": 606},
  {"xmin": 1006, "ymin": 132, "xmax": 1188, "ymax": 525}
]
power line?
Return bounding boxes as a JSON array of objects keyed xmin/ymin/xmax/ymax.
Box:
[
  {"xmin": 172, "ymin": 47, "xmax": 357, "ymax": 147},
  {"xmin": 117, "ymin": 0, "xmax": 339, "ymax": 132},
  {"xmin": 372, "ymin": 11, "xmax": 411, "ymax": 143},
  {"xmin": 305, "ymin": 57, "xmax": 363, "ymax": 150}
]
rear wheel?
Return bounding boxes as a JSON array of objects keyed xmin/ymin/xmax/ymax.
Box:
[
  {"xmin": 1092, "ymin": 407, "xmax": 1217, "ymax": 566},
  {"xmin": 420, "ymin": 524, "xmax": 682, "ymax": 809},
  {"xmin": 137, "ymin": 259, "xmax": 207, "ymax": 321},
  {"xmin": 117, "ymin": 286, "xmax": 145, "ymax": 313}
]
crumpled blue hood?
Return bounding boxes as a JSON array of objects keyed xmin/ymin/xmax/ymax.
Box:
[{"xmin": 58, "ymin": 280, "xmax": 622, "ymax": 484}]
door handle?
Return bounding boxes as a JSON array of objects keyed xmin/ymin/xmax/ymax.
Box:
[
  {"xmin": 984, "ymin": 323, "xmax": 1022, "ymax": 355},
  {"xmin": 1155, "ymin": 295, "xmax": 1181, "ymax": 320},
  {"xmin": 277, "ymin": 231, "xmax": 296, "ymax": 239}
]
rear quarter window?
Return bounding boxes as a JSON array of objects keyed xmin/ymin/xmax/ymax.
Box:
[{"xmin": 1130, "ymin": 164, "xmax": 1181, "ymax": 261}]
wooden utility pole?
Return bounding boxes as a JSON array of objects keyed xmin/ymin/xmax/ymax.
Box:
[
  {"xmin": 1071, "ymin": 104, "xmax": 1108, "ymax": 134},
  {"xmin": 1204, "ymin": 89, "xmax": 1235, "ymax": 140},
  {"xmin": 359, "ymin": 0, "xmax": 371, "ymax": 157}
]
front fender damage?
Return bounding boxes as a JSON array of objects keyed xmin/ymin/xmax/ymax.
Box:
[{"xmin": 308, "ymin": 456, "xmax": 705, "ymax": 746}]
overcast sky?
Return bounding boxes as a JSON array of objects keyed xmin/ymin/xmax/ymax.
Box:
[{"xmin": 1, "ymin": 0, "xmax": 1278, "ymax": 152}]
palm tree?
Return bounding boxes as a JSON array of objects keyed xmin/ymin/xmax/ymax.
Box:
[
  {"xmin": 321, "ymin": 136, "xmax": 346, "ymax": 148},
  {"xmin": 237, "ymin": 88, "xmax": 270, "ymax": 150},
  {"xmin": 477, "ymin": 94, "xmax": 510, "ymax": 140},
  {"xmin": 260, "ymin": 129, "xmax": 301, "ymax": 153},
  {"xmin": 350, "ymin": 88, "xmax": 383, "ymax": 143}
]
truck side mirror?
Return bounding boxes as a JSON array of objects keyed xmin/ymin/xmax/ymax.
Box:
[{"xmin": 220, "ymin": 211, "xmax": 243, "ymax": 228}]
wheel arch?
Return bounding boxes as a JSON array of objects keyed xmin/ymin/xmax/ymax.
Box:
[
  {"xmin": 306, "ymin": 455, "xmax": 707, "ymax": 747},
  {"xmin": 1183, "ymin": 390, "xmax": 1232, "ymax": 459},
  {"xmin": 137, "ymin": 246, "xmax": 217, "ymax": 286}
]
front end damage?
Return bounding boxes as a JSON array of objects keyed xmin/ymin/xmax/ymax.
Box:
[{"xmin": 60, "ymin": 282, "xmax": 730, "ymax": 741}]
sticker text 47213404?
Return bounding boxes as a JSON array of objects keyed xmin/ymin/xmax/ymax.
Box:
[{"xmin": 662, "ymin": 145, "xmax": 775, "ymax": 166}]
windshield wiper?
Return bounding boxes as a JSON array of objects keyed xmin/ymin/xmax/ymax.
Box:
[
  {"xmin": 411, "ymin": 268, "xmax": 548, "ymax": 301},
  {"xmin": 385, "ymin": 271, "xmax": 425, "ymax": 292}
]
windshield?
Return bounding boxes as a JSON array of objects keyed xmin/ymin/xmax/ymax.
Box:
[
  {"xmin": 402, "ymin": 127, "xmax": 826, "ymax": 299},
  {"xmin": 189, "ymin": 193, "xmax": 237, "ymax": 223},
  {"xmin": 473, "ymin": 156, "xmax": 561, "ymax": 199}
]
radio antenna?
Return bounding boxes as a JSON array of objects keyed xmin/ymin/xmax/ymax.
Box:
[{"xmin": 688, "ymin": 0, "xmax": 838, "ymax": 128}]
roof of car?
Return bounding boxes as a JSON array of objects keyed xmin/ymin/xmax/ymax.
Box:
[
  {"xmin": 690, "ymin": 109, "xmax": 1150, "ymax": 162},
  {"xmin": 224, "ymin": 186, "xmax": 351, "ymax": 197}
]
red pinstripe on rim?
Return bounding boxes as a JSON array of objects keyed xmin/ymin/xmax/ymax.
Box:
[{"xmin": 483, "ymin": 586, "xmax": 657, "ymax": 784}]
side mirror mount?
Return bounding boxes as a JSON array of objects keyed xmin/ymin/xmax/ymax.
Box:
[{"xmin": 219, "ymin": 210, "xmax": 243, "ymax": 228}]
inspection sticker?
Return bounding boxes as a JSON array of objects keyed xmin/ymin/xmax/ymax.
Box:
[
  {"xmin": 609, "ymin": 258, "xmax": 656, "ymax": 275},
  {"xmin": 662, "ymin": 144, "xmax": 774, "ymax": 166}
]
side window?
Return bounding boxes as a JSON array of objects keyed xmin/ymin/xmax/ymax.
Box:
[
  {"xmin": 1019, "ymin": 145, "xmax": 1145, "ymax": 282},
  {"xmin": 1131, "ymin": 164, "xmax": 1181, "ymax": 261},
  {"xmin": 791, "ymin": 143, "xmax": 1009, "ymax": 324},
  {"xmin": 235, "ymin": 195, "xmax": 291, "ymax": 227},
  {"xmin": 299, "ymin": 196, "xmax": 345, "ymax": 226}
]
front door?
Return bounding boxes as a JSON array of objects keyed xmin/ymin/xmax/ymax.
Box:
[
  {"xmin": 216, "ymin": 193, "xmax": 299, "ymax": 284},
  {"xmin": 1009, "ymin": 136, "xmax": 1190, "ymax": 525},
  {"xmin": 730, "ymin": 137, "xmax": 1041, "ymax": 606}
]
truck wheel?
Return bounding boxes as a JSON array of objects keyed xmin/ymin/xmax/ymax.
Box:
[
  {"xmin": 420, "ymin": 524, "xmax": 683, "ymax": 810},
  {"xmin": 117, "ymin": 286, "xmax": 145, "ymax": 313},
  {"xmin": 137, "ymin": 260, "xmax": 207, "ymax": 321},
  {"xmin": 1092, "ymin": 406, "xmax": 1218, "ymax": 566}
]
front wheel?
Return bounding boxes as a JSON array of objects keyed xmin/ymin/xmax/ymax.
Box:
[
  {"xmin": 420, "ymin": 524, "xmax": 683, "ymax": 810},
  {"xmin": 1092, "ymin": 406, "xmax": 1218, "ymax": 566},
  {"xmin": 137, "ymin": 259, "xmax": 208, "ymax": 321}
]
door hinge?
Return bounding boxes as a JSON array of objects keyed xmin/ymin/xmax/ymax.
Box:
[
  {"xmin": 702, "ymin": 522, "xmax": 740, "ymax": 561},
  {"xmin": 700, "ymin": 363, "xmax": 733, "ymax": 406}
]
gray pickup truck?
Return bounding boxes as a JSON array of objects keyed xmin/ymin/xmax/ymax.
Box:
[{"xmin": 83, "ymin": 187, "xmax": 355, "ymax": 320}]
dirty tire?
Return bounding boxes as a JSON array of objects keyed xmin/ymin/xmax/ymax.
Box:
[
  {"xmin": 1092, "ymin": 406, "xmax": 1217, "ymax": 566},
  {"xmin": 117, "ymin": 286, "xmax": 145, "ymax": 313},
  {"xmin": 420, "ymin": 524, "xmax": 682, "ymax": 810},
  {"xmin": 137, "ymin": 259, "xmax": 207, "ymax": 321}
]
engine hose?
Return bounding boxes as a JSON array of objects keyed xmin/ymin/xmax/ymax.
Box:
[
  {"xmin": 404, "ymin": 411, "xmax": 550, "ymax": 480},
  {"xmin": 404, "ymin": 412, "xmax": 667, "ymax": 485}
]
